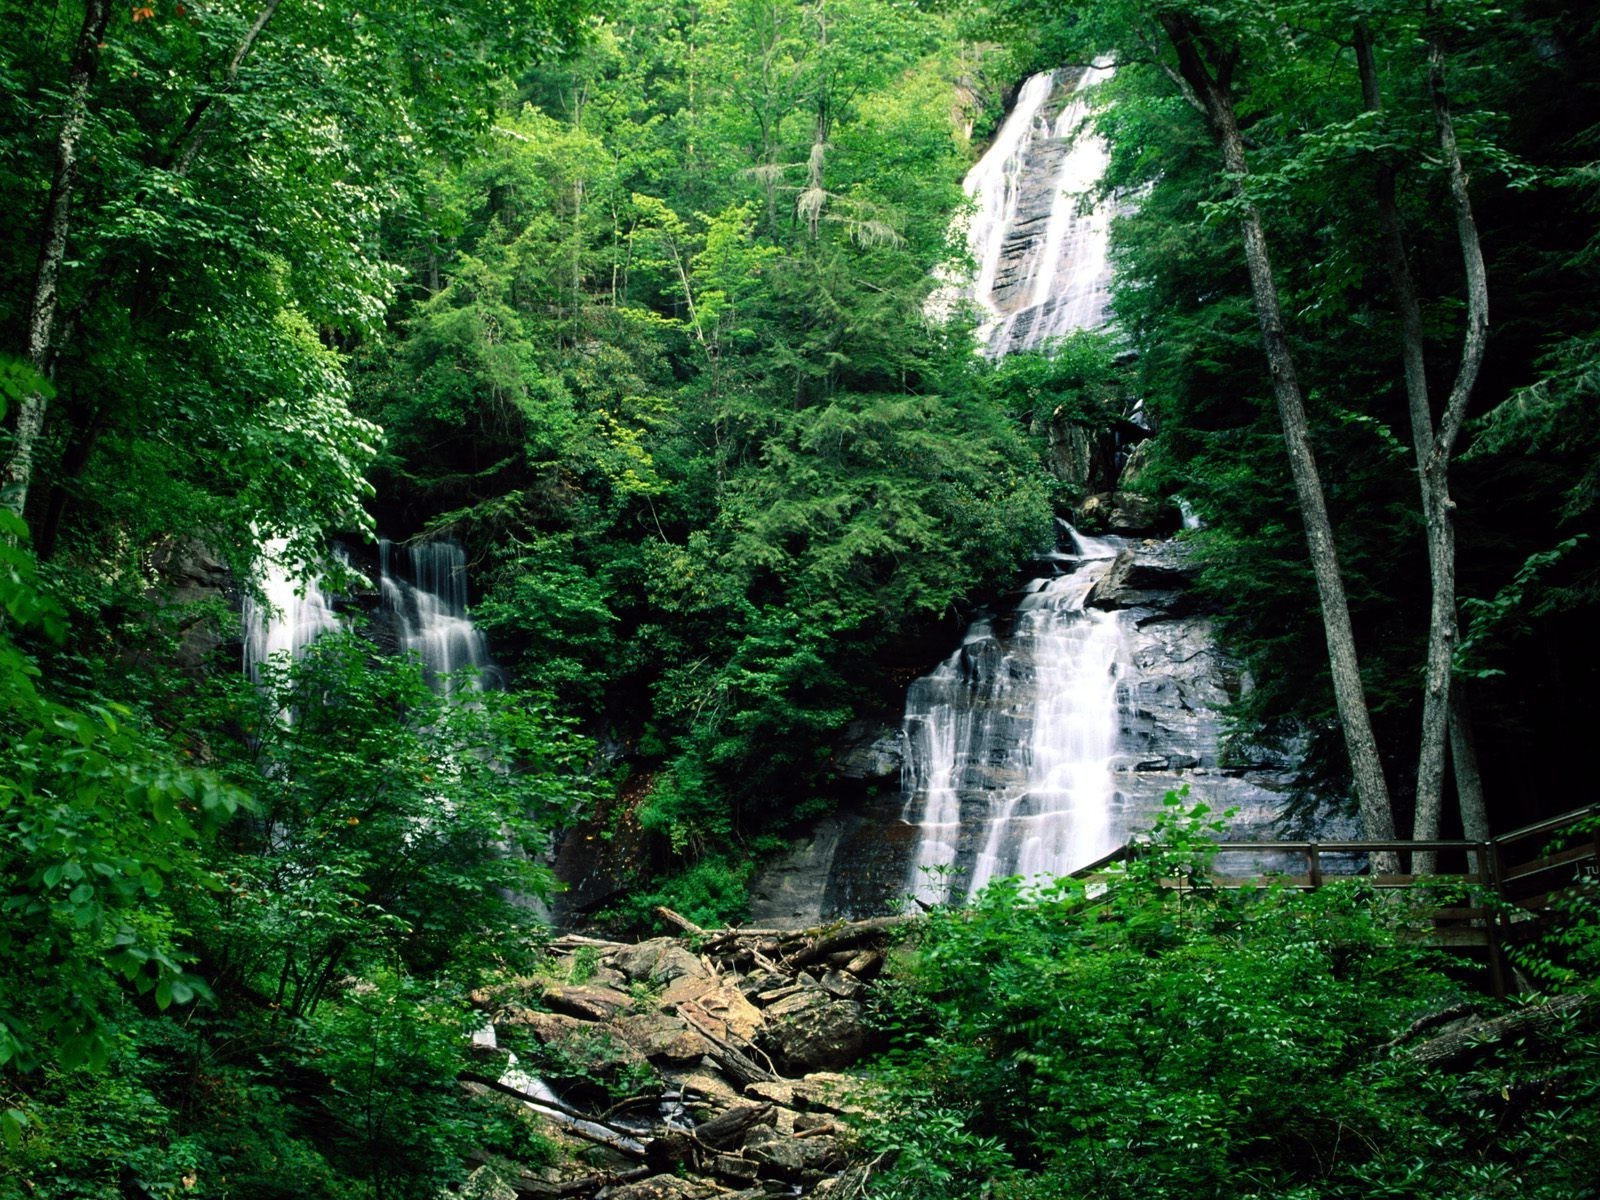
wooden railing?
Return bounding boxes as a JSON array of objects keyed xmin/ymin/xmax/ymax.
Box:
[{"xmin": 1071, "ymin": 803, "xmax": 1600, "ymax": 998}]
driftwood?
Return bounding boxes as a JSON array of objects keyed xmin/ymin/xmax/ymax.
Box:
[
  {"xmin": 463, "ymin": 1156, "xmax": 650, "ymax": 1199},
  {"xmin": 644, "ymin": 1103, "xmax": 776, "ymax": 1173},
  {"xmin": 1379, "ymin": 1001, "xmax": 1481, "ymax": 1054},
  {"xmin": 676, "ymin": 1005, "xmax": 779, "ymax": 1086},
  {"xmin": 654, "ymin": 905, "xmax": 708, "ymax": 937},
  {"xmin": 691, "ymin": 1101, "xmax": 777, "ymax": 1150},
  {"xmin": 460, "ymin": 1072, "xmax": 649, "ymax": 1160},
  {"xmin": 695, "ymin": 914, "xmax": 914, "ymax": 958},
  {"xmin": 1408, "ymin": 993, "xmax": 1590, "ymax": 1068}
]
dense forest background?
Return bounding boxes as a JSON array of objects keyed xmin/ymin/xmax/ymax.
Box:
[{"xmin": 2, "ymin": 0, "xmax": 1598, "ymax": 1195}]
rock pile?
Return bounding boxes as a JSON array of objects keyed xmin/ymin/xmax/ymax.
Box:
[{"xmin": 459, "ymin": 913, "xmax": 903, "ymax": 1199}]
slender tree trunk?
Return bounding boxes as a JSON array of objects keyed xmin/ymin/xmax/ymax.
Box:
[
  {"xmin": 1160, "ymin": 15, "xmax": 1395, "ymax": 842},
  {"xmin": 2, "ymin": 0, "xmax": 111, "ymax": 518},
  {"xmin": 170, "ymin": 0, "xmax": 284, "ymax": 174},
  {"xmin": 1449, "ymin": 690, "xmax": 1488, "ymax": 840},
  {"xmin": 1353, "ymin": 19, "xmax": 1490, "ymax": 868}
]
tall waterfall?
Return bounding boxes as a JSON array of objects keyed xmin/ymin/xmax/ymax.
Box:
[
  {"xmin": 941, "ymin": 62, "xmax": 1115, "ymax": 356},
  {"xmin": 901, "ymin": 66, "xmax": 1128, "ymax": 903}
]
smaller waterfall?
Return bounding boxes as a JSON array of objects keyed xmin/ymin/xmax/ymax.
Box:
[
  {"xmin": 901, "ymin": 530, "xmax": 1125, "ymax": 905},
  {"xmin": 380, "ymin": 538, "xmax": 497, "ymax": 692},
  {"xmin": 244, "ymin": 537, "xmax": 497, "ymax": 694},
  {"xmin": 243, "ymin": 539, "xmax": 344, "ymax": 681}
]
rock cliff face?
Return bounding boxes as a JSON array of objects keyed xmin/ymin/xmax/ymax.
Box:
[{"xmin": 748, "ymin": 536, "xmax": 1303, "ymax": 925}]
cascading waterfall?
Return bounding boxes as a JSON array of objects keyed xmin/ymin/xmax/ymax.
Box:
[
  {"xmin": 902, "ymin": 65, "xmax": 1128, "ymax": 903},
  {"xmin": 379, "ymin": 538, "xmax": 497, "ymax": 692},
  {"xmin": 938, "ymin": 61, "xmax": 1116, "ymax": 357},
  {"xmin": 902, "ymin": 530, "xmax": 1125, "ymax": 905},
  {"xmin": 244, "ymin": 537, "xmax": 496, "ymax": 693}
]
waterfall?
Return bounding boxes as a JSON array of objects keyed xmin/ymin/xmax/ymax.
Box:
[
  {"xmin": 900, "ymin": 64, "xmax": 1130, "ymax": 903},
  {"xmin": 939, "ymin": 62, "xmax": 1116, "ymax": 357},
  {"xmin": 244, "ymin": 537, "xmax": 496, "ymax": 693},
  {"xmin": 901, "ymin": 534, "xmax": 1125, "ymax": 905},
  {"xmin": 243, "ymin": 539, "xmax": 344, "ymax": 681},
  {"xmin": 380, "ymin": 538, "xmax": 497, "ymax": 693}
]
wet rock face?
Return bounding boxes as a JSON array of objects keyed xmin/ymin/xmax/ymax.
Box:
[
  {"xmin": 831, "ymin": 720, "xmax": 904, "ymax": 780},
  {"xmin": 748, "ymin": 537, "xmax": 1303, "ymax": 924}
]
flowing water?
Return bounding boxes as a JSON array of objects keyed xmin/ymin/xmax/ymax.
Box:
[
  {"xmin": 901, "ymin": 66, "xmax": 1129, "ymax": 902},
  {"xmin": 938, "ymin": 62, "xmax": 1116, "ymax": 357},
  {"xmin": 245, "ymin": 537, "xmax": 496, "ymax": 693},
  {"xmin": 901, "ymin": 530, "xmax": 1125, "ymax": 905},
  {"xmin": 379, "ymin": 538, "xmax": 497, "ymax": 692},
  {"xmin": 243, "ymin": 539, "xmax": 343, "ymax": 682}
]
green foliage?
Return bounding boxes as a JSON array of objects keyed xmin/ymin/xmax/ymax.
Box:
[
  {"xmin": 601, "ymin": 852, "xmax": 756, "ymax": 933},
  {"xmin": 0, "ymin": 506, "xmax": 243, "ymax": 1081},
  {"xmin": 863, "ymin": 796, "xmax": 1600, "ymax": 1200}
]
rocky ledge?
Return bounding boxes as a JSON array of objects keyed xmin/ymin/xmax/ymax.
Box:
[{"xmin": 456, "ymin": 913, "xmax": 902, "ymax": 1200}]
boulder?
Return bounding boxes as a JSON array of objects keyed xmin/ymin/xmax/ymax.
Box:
[
  {"xmin": 613, "ymin": 1012, "xmax": 714, "ymax": 1063},
  {"xmin": 666, "ymin": 980, "xmax": 765, "ymax": 1043},
  {"xmin": 543, "ymin": 984, "xmax": 637, "ymax": 1022},
  {"xmin": 819, "ymin": 970, "xmax": 863, "ymax": 1001},
  {"xmin": 663, "ymin": 1065, "xmax": 743, "ymax": 1108},
  {"xmin": 1084, "ymin": 547, "xmax": 1196, "ymax": 612},
  {"xmin": 1075, "ymin": 490, "xmax": 1173, "ymax": 536},
  {"xmin": 609, "ymin": 940, "xmax": 707, "ymax": 987},
  {"xmin": 457, "ymin": 1165, "xmax": 518, "ymax": 1200},
  {"xmin": 601, "ymin": 1176, "xmax": 717, "ymax": 1200},
  {"xmin": 756, "ymin": 992, "xmax": 869, "ymax": 1074},
  {"xmin": 743, "ymin": 1125, "xmax": 848, "ymax": 1180}
]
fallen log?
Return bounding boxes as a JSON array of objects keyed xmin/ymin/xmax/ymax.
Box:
[
  {"xmin": 675, "ymin": 1006, "xmax": 778, "ymax": 1086},
  {"xmin": 654, "ymin": 906, "xmax": 708, "ymax": 937},
  {"xmin": 1408, "ymin": 993, "xmax": 1590, "ymax": 1068},
  {"xmin": 460, "ymin": 1072, "xmax": 649, "ymax": 1160}
]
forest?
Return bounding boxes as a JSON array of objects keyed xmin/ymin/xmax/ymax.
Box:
[{"xmin": 2, "ymin": 0, "xmax": 1597, "ymax": 1196}]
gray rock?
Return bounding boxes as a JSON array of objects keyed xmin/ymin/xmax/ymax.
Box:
[
  {"xmin": 542, "ymin": 984, "xmax": 637, "ymax": 1022},
  {"xmin": 757, "ymin": 991, "xmax": 869, "ymax": 1074},
  {"xmin": 601, "ymin": 1176, "xmax": 717, "ymax": 1200},
  {"xmin": 1076, "ymin": 490, "xmax": 1172, "ymax": 535},
  {"xmin": 608, "ymin": 940, "xmax": 706, "ymax": 987},
  {"xmin": 612, "ymin": 1012, "xmax": 713, "ymax": 1063},
  {"xmin": 832, "ymin": 721, "xmax": 904, "ymax": 780},
  {"xmin": 819, "ymin": 970, "xmax": 863, "ymax": 1001}
]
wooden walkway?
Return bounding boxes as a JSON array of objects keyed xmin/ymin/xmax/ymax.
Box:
[{"xmin": 1073, "ymin": 804, "xmax": 1600, "ymax": 998}]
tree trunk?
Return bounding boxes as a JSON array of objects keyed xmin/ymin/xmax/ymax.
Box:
[
  {"xmin": 1353, "ymin": 19, "xmax": 1490, "ymax": 869},
  {"xmin": 1160, "ymin": 15, "xmax": 1395, "ymax": 842},
  {"xmin": 2, "ymin": 0, "xmax": 110, "ymax": 518},
  {"xmin": 1449, "ymin": 687, "xmax": 1489, "ymax": 870}
]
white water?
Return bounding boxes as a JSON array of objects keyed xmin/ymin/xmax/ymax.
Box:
[
  {"xmin": 901, "ymin": 533, "xmax": 1125, "ymax": 905},
  {"xmin": 901, "ymin": 65, "xmax": 1127, "ymax": 903},
  {"xmin": 242, "ymin": 539, "xmax": 344, "ymax": 681},
  {"xmin": 380, "ymin": 539, "xmax": 496, "ymax": 692},
  {"xmin": 245, "ymin": 537, "xmax": 496, "ymax": 694},
  {"xmin": 936, "ymin": 62, "xmax": 1116, "ymax": 357}
]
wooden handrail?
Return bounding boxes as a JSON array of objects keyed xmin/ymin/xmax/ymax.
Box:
[{"xmin": 1066, "ymin": 801, "xmax": 1600, "ymax": 1001}]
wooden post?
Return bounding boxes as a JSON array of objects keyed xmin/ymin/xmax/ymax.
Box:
[
  {"xmin": 1476, "ymin": 840, "xmax": 1507, "ymax": 1000},
  {"xmin": 1308, "ymin": 843, "xmax": 1323, "ymax": 890},
  {"xmin": 1489, "ymin": 838, "xmax": 1514, "ymax": 999}
]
